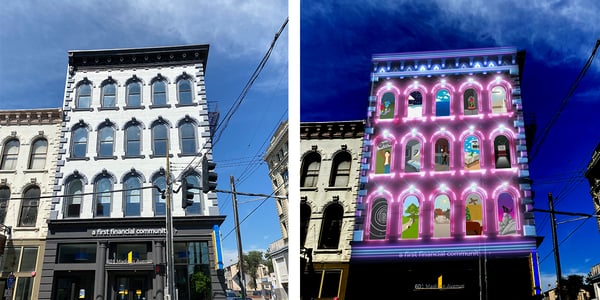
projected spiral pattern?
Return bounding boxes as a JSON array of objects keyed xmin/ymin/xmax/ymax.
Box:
[{"xmin": 369, "ymin": 198, "xmax": 388, "ymax": 240}]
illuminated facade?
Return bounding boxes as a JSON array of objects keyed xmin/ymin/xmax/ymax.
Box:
[{"xmin": 348, "ymin": 47, "xmax": 542, "ymax": 299}]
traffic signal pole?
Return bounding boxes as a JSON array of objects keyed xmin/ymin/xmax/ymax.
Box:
[
  {"xmin": 548, "ymin": 193, "xmax": 563, "ymax": 300},
  {"xmin": 230, "ymin": 175, "xmax": 248, "ymax": 300},
  {"xmin": 165, "ymin": 142, "xmax": 176, "ymax": 299}
]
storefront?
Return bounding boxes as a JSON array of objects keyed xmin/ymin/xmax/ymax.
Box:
[{"xmin": 39, "ymin": 216, "xmax": 225, "ymax": 300}]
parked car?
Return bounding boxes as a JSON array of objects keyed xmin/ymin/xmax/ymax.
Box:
[{"xmin": 226, "ymin": 290, "xmax": 238, "ymax": 300}]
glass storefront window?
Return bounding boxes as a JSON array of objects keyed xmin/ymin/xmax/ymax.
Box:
[
  {"xmin": 19, "ymin": 247, "xmax": 38, "ymax": 272},
  {"xmin": 1, "ymin": 247, "xmax": 21, "ymax": 272},
  {"xmin": 14, "ymin": 277, "xmax": 33, "ymax": 300},
  {"xmin": 109, "ymin": 242, "xmax": 150, "ymax": 263},
  {"xmin": 57, "ymin": 244, "xmax": 96, "ymax": 263}
]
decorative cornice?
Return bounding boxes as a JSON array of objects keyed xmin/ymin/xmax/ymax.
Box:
[
  {"xmin": 0, "ymin": 108, "xmax": 62, "ymax": 126},
  {"xmin": 300, "ymin": 120, "xmax": 365, "ymax": 140}
]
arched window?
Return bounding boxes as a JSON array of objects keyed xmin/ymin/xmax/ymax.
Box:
[
  {"xmin": 465, "ymin": 193, "xmax": 483, "ymax": 236},
  {"xmin": 101, "ymin": 82, "xmax": 116, "ymax": 108},
  {"xmin": 300, "ymin": 152, "xmax": 321, "ymax": 187},
  {"xmin": 380, "ymin": 92, "xmax": 395, "ymax": 119},
  {"xmin": 498, "ymin": 192, "xmax": 517, "ymax": 235},
  {"xmin": 435, "ymin": 89, "xmax": 451, "ymax": 116},
  {"xmin": 463, "ymin": 88, "xmax": 478, "ymax": 115},
  {"xmin": 28, "ymin": 138, "xmax": 48, "ymax": 169},
  {"xmin": 77, "ymin": 83, "xmax": 92, "ymax": 109},
  {"xmin": 434, "ymin": 138, "xmax": 450, "ymax": 171},
  {"xmin": 401, "ymin": 195, "xmax": 419, "ymax": 239},
  {"xmin": 153, "ymin": 175, "xmax": 167, "ymax": 216},
  {"xmin": 125, "ymin": 123, "xmax": 142, "ymax": 157},
  {"xmin": 300, "ymin": 203, "xmax": 311, "ymax": 248},
  {"xmin": 152, "ymin": 122, "xmax": 169, "ymax": 156},
  {"xmin": 407, "ymin": 91, "xmax": 423, "ymax": 118},
  {"xmin": 123, "ymin": 175, "xmax": 142, "ymax": 217},
  {"xmin": 65, "ymin": 178, "xmax": 83, "ymax": 218},
  {"xmin": 19, "ymin": 186, "xmax": 40, "ymax": 227},
  {"xmin": 97, "ymin": 125, "xmax": 115, "ymax": 158},
  {"xmin": 369, "ymin": 198, "xmax": 388, "ymax": 240},
  {"xmin": 1, "ymin": 139, "xmax": 19, "ymax": 170},
  {"xmin": 95, "ymin": 176, "xmax": 112, "ymax": 217},
  {"xmin": 126, "ymin": 81, "xmax": 142, "ymax": 107},
  {"xmin": 318, "ymin": 203, "xmax": 343, "ymax": 249},
  {"xmin": 464, "ymin": 135, "xmax": 481, "ymax": 170},
  {"xmin": 179, "ymin": 121, "xmax": 196, "ymax": 155},
  {"xmin": 71, "ymin": 126, "xmax": 88, "ymax": 158},
  {"xmin": 183, "ymin": 174, "xmax": 201, "ymax": 215},
  {"xmin": 329, "ymin": 151, "xmax": 351, "ymax": 187},
  {"xmin": 404, "ymin": 139, "xmax": 421, "ymax": 172},
  {"xmin": 494, "ymin": 135, "xmax": 511, "ymax": 169},
  {"xmin": 0, "ymin": 186, "xmax": 9, "ymax": 224},
  {"xmin": 177, "ymin": 78, "xmax": 193, "ymax": 105},
  {"xmin": 433, "ymin": 195, "xmax": 451, "ymax": 238},
  {"xmin": 375, "ymin": 140, "xmax": 392, "ymax": 174},
  {"xmin": 152, "ymin": 80, "xmax": 167, "ymax": 106},
  {"xmin": 491, "ymin": 86, "xmax": 508, "ymax": 113}
]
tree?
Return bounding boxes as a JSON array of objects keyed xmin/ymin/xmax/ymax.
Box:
[
  {"xmin": 560, "ymin": 274, "xmax": 585, "ymax": 300},
  {"xmin": 190, "ymin": 269, "xmax": 211, "ymax": 300},
  {"xmin": 243, "ymin": 250, "xmax": 266, "ymax": 291}
]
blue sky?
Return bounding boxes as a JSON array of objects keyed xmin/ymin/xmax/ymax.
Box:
[
  {"xmin": 0, "ymin": 1, "xmax": 288, "ymax": 267},
  {"xmin": 300, "ymin": 0, "xmax": 600, "ymax": 291}
]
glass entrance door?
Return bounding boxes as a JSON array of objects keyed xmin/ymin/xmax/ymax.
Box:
[{"xmin": 115, "ymin": 275, "xmax": 147, "ymax": 300}]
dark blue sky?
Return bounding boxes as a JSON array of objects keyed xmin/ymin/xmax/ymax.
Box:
[{"xmin": 300, "ymin": 0, "xmax": 600, "ymax": 290}]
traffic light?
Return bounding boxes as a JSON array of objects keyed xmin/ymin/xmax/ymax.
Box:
[
  {"xmin": 181, "ymin": 178, "xmax": 195, "ymax": 209},
  {"xmin": 202, "ymin": 156, "xmax": 217, "ymax": 193},
  {"xmin": 154, "ymin": 263, "xmax": 166, "ymax": 275}
]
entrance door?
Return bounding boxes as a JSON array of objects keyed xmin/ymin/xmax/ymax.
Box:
[{"xmin": 114, "ymin": 275, "xmax": 148, "ymax": 300}]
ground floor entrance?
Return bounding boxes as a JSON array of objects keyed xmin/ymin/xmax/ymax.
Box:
[{"xmin": 112, "ymin": 274, "xmax": 151, "ymax": 300}]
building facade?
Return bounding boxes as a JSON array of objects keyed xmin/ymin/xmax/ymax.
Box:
[
  {"xmin": 263, "ymin": 120, "xmax": 289, "ymax": 300},
  {"xmin": 585, "ymin": 142, "xmax": 600, "ymax": 232},
  {"xmin": 348, "ymin": 47, "xmax": 542, "ymax": 299},
  {"xmin": 37, "ymin": 45, "xmax": 226, "ymax": 300},
  {"xmin": 300, "ymin": 120, "xmax": 365, "ymax": 300},
  {"xmin": 0, "ymin": 108, "xmax": 62, "ymax": 299}
]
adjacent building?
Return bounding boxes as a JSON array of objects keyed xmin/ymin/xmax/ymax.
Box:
[
  {"xmin": 585, "ymin": 142, "xmax": 600, "ymax": 232},
  {"xmin": 0, "ymin": 108, "xmax": 62, "ymax": 299},
  {"xmin": 300, "ymin": 120, "xmax": 365, "ymax": 300},
  {"xmin": 263, "ymin": 120, "xmax": 289, "ymax": 299},
  {"xmin": 348, "ymin": 47, "xmax": 542, "ymax": 299},
  {"xmin": 37, "ymin": 45, "xmax": 226, "ymax": 300}
]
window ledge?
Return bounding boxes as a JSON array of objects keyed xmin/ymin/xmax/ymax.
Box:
[
  {"xmin": 67, "ymin": 157, "xmax": 90, "ymax": 161},
  {"xmin": 23, "ymin": 169, "xmax": 48, "ymax": 174},
  {"xmin": 14, "ymin": 226, "xmax": 39, "ymax": 232},
  {"xmin": 94, "ymin": 156, "xmax": 118, "ymax": 161},
  {"xmin": 314, "ymin": 249, "xmax": 341, "ymax": 254},
  {"xmin": 98, "ymin": 107, "xmax": 119, "ymax": 111},
  {"xmin": 324, "ymin": 186, "xmax": 351, "ymax": 191},
  {"xmin": 121, "ymin": 155, "xmax": 146, "ymax": 159},
  {"xmin": 177, "ymin": 153, "xmax": 198, "ymax": 157},
  {"xmin": 300, "ymin": 187, "xmax": 318, "ymax": 192},
  {"xmin": 123, "ymin": 106, "xmax": 146, "ymax": 110},
  {"xmin": 72, "ymin": 108, "xmax": 94, "ymax": 112},
  {"xmin": 149, "ymin": 104, "xmax": 172, "ymax": 109},
  {"xmin": 0, "ymin": 170, "xmax": 17, "ymax": 174},
  {"xmin": 175, "ymin": 103, "xmax": 198, "ymax": 108},
  {"xmin": 149, "ymin": 154, "xmax": 173, "ymax": 159}
]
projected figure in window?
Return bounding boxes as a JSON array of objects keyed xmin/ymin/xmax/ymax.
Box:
[
  {"xmin": 407, "ymin": 91, "xmax": 423, "ymax": 118},
  {"xmin": 433, "ymin": 195, "xmax": 451, "ymax": 238},
  {"xmin": 463, "ymin": 89, "xmax": 478, "ymax": 115},
  {"xmin": 497, "ymin": 193, "xmax": 517, "ymax": 235},
  {"xmin": 376, "ymin": 140, "xmax": 392, "ymax": 174},
  {"xmin": 435, "ymin": 89, "xmax": 450, "ymax": 116},
  {"xmin": 464, "ymin": 136, "xmax": 480, "ymax": 170},
  {"xmin": 380, "ymin": 92, "xmax": 395, "ymax": 119},
  {"xmin": 435, "ymin": 139, "xmax": 450, "ymax": 171},
  {"xmin": 401, "ymin": 196, "xmax": 419, "ymax": 239},
  {"xmin": 494, "ymin": 135, "xmax": 511, "ymax": 169},
  {"xmin": 465, "ymin": 193, "xmax": 483, "ymax": 236},
  {"xmin": 369, "ymin": 198, "xmax": 388, "ymax": 240},
  {"xmin": 404, "ymin": 140, "xmax": 420, "ymax": 172},
  {"xmin": 491, "ymin": 86, "xmax": 508, "ymax": 113}
]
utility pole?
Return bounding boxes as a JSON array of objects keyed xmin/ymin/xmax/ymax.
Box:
[
  {"xmin": 548, "ymin": 192, "xmax": 563, "ymax": 300},
  {"xmin": 165, "ymin": 142, "xmax": 176, "ymax": 300},
  {"xmin": 231, "ymin": 175, "xmax": 247, "ymax": 300}
]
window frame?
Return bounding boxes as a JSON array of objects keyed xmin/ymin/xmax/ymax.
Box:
[
  {"xmin": 19, "ymin": 186, "xmax": 40, "ymax": 227},
  {"xmin": 126, "ymin": 80, "xmax": 142, "ymax": 108},
  {"xmin": 179, "ymin": 121, "xmax": 197, "ymax": 155},
  {"xmin": 65, "ymin": 178, "xmax": 83, "ymax": 218},
  {"xmin": 329, "ymin": 151, "xmax": 351, "ymax": 187},
  {"xmin": 152, "ymin": 80, "xmax": 168, "ymax": 106},
  {"xmin": 101, "ymin": 82, "xmax": 117, "ymax": 108},
  {"xmin": 124, "ymin": 123, "xmax": 142, "ymax": 157},
  {"xmin": 71, "ymin": 126, "xmax": 88, "ymax": 159},
  {"xmin": 123, "ymin": 175, "xmax": 142, "ymax": 217},
  {"xmin": 97, "ymin": 125, "xmax": 115, "ymax": 158},
  {"xmin": 0, "ymin": 138, "xmax": 20, "ymax": 170},
  {"xmin": 94, "ymin": 176, "xmax": 113, "ymax": 217},
  {"xmin": 76, "ymin": 82, "xmax": 92, "ymax": 109},
  {"xmin": 177, "ymin": 78, "xmax": 193, "ymax": 105},
  {"xmin": 318, "ymin": 203, "xmax": 343, "ymax": 249},
  {"xmin": 28, "ymin": 138, "xmax": 48, "ymax": 169},
  {"xmin": 301, "ymin": 152, "xmax": 321, "ymax": 188}
]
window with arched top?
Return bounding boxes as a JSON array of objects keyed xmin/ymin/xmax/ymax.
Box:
[
  {"xmin": 123, "ymin": 175, "xmax": 142, "ymax": 217},
  {"xmin": 19, "ymin": 186, "xmax": 40, "ymax": 227},
  {"xmin": 152, "ymin": 80, "xmax": 167, "ymax": 106},
  {"xmin": 153, "ymin": 175, "xmax": 167, "ymax": 216},
  {"xmin": 433, "ymin": 195, "xmax": 451, "ymax": 238},
  {"xmin": 434, "ymin": 138, "xmax": 450, "ymax": 171},
  {"xmin": 491, "ymin": 86, "xmax": 508, "ymax": 113},
  {"xmin": 301, "ymin": 152, "xmax": 321, "ymax": 187},
  {"xmin": 494, "ymin": 135, "xmax": 511, "ymax": 169},
  {"xmin": 401, "ymin": 195, "xmax": 420, "ymax": 239},
  {"xmin": 404, "ymin": 139, "xmax": 421, "ymax": 172},
  {"xmin": 463, "ymin": 135, "xmax": 481, "ymax": 170},
  {"xmin": 435, "ymin": 89, "xmax": 451, "ymax": 116},
  {"xmin": 497, "ymin": 192, "xmax": 517, "ymax": 235},
  {"xmin": 463, "ymin": 88, "xmax": 478, "ymax": 115},
  {"xmin": 65, "ymin": 178, "xmax": 83, "ymax": 218},
  {"xmin": 1, "ymin": 139, "xmax": 20, "ymax": 170},
  {"xmin": 77, "ymin": 83, "xmax": 92, "ymax": 109},
  {"xmin": 179, "ymin": 121, "xmax": 197, "ymax": 155},
  {"xmin": 407, "ymin": 91, "xmax": 423, "ymax": 118},
  {"xmin": 329, "ymin": 151, "xmax": 351, "ymax": 187},
  {"xmin": 177, "ymin": 78, "xmax": 193, "ymax": 105},
  {"xmin": 28, "ymin": 138, "xmax": 48, "ymax": 169},
  {"xmin": 125, "ymin": 123, "xmax": 142, "ymax": 157},
  {"xmin": 126, "ymin": 81, "xmax": 142, "ymax": 107},
  {"xmin": 95, "ymin": 176, "xmax": 112, "ymax": 217},
  {"xmin": 370, "ymin": 198, "xmax": 388, "ymax": 240},
  {"xmin": 183, "ymin": 174, "xmax": 201, "ymax": 215},
  {"xmin": 101, "ymin": 82, "xmax": 116, "ymax": 108},
  {"xmin": 300, "ymin": 203, "xmax": 311, "ymax": 248},
  {"xmin": 465, "ymin": 193, "xmax": 483, "ymax": 236},
  {"xmin": 319, "ymin": 203, "xmax": 343, "ymax": 249},
  {"xmin": 71, "ymin": 126, "xmax": 88, "ymax": 158},
  {"xmin": 97, "ymin": 125, "xmax": 115, "ymax": 158},
  {"xmin": 375, "ymin": 140, "xmax": 392, "ymax": 174},
  {"xmin": 0, "ymin": 186, "xmax": 9, "ymax": 224},
  {"xmin": 152, "ymin": 122, "xmax": 169, "ymax": 156},
  {"xmin": 380, "ymin": 92, "xmax": 395, "ymax": 119}
]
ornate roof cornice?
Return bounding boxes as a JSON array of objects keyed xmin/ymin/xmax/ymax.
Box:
[
  {"xmin": 300, "ymin": 120, "xmax": 365, "ymax": 140},
  {"xmin": 0, "ymin": 108, "xmax": 62, "ymax": 126}
]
